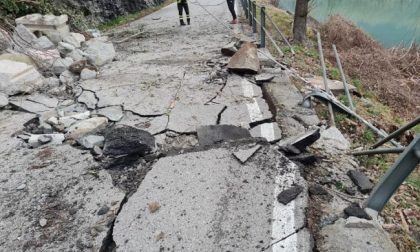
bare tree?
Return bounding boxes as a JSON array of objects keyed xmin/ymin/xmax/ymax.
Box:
[{"xmin": 293, "ymin": 0, "xmax": 310, "ymax": 43}]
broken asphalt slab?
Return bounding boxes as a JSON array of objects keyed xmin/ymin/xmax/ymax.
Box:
[
  {"xmin": 347, "ymin": 170, "xmax": 374, "ymax": 194},
  {"xmin": 103, "ymin": 125, "xmax": 155, "ymax": 156},
  {"xmin": 279, "ymin": 128, "xmax": 321, "ymax": 152},
  {"xmin": 113, "ymin": 144, "xmax": 309, "ymax": 251},
  {"xmin": 196, "ymin": 125, "xmax": 251, "ymax": 146}
]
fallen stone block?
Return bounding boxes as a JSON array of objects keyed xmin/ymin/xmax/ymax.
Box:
[
  {"xmin": 77, "ymin": 90, "xmax": 97, "ymax": 109},
  {"xmin": 250, "ymin": 122, "xmax": 282, "ymax": 143},
  {"xmin": 307, "ymin": 76, "xmax": 356, "ymax": 94},
  {"xmin": 85, "ymin": 38, "xmax": 116, "ymax": 66},
  {"xmin": 228, "ymin": 42, "xmax": 260, "ymax": 74},
  {"xmin": 347, "ymin": 170, "xmax": 374, "ymax": 194},
  {"xmin": 59, "ymin": 70, "xmax": 79, "ymax": 85},
  {"xmin": 32, "ymin": 36, "xmax": 55, "ymax": 50},
  {"xmin": 277, "ymin": 185, "xmax": 304, "ymax": 205},
  {"xmin": 80, "ymin": 68, "xmax": 97, "ymax": 80},
  {"xmin": 52, "ymin": 57, "xmax": 73, "ymax": 75},
  {"xmin": 197, "ymin": 125, "xmax": 251, "ymax": 146},
  {"xmin": 96, "ymin": 106, "xmax": 123, "ymax": 122},
  {"xmin": 233, "ymin": 144, "xmax": 261, "ymax": 164},
  {"xmin": 66, "ymin": 117, "xmax": 108, "ymax": 140},
  {"xmin": 62, "ymin": 32, "xmax": 85, "ymax": 48},
  {"xmin": 57, "ymin": 41, "xmax": 75, "ymax": 55},
  {"xmin": 15, "ymin": 14, "xmax": 70, "ymax": 44},
  {"xmin": 345, "ymin": 216, "xmax": 375, "ymax": 229},
  {"xmin": 221, "ymin": 42, "xmax": 238, "ymax": 57},
  {"xmin": 77, "ymin": 135, "xmax": 105, "ymax": 149},
  {"xmin": 344, "ymin": 203, "xmax": 372, "ymax": 220},
  {"xmin": 28, "ymin": 133, "xmax": 65, "ymax": 148},
  {"xmin": 289, "ymin": 153, "xmax": 317, "ymax": 165},
  {"xmin": 12, "ymin": 24, "xmax": 37, "ymax": 48},
  {"xmin": 0, "ymin": 93, "xmax": 8, "ymax": 108},
  {"xmin": 281, "ymin": 128, "xmax": 321, "ymax": 152},
  {"xmin": 67, "ymin": 48, "xmax": 87, "ymax": 61},
  {"xmin": 103, "ymin": 125, "xmax": 155, "ymax": 156},
  {"xmin": 0, "ymin": 59, "xmax": 44, "ymax": 95},
  {"xmin": 320, "ymin": 218, "xmax": 398, "ymax": 252},
  {"xmin": 277, "ymin": 144, "xmax": 301, "ymax": 156},
  {"xmin": 255, "ymin": 73, "xmax": 274, "ymax": 83},
  {"xmin": 308, "ymin": 184, "xmax": 329, "ymax": 196}
]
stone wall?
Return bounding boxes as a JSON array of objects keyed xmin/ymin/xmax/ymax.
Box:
[{"xmin": 52, "ymin": 0, "xmax": 165, "ymax": 24}]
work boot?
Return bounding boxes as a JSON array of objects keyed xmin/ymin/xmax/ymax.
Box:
[
  {"xmin": 230, "ymin": 19, "xmax": 238, "ymax": 24},
  {"xmin": 180, "ymin": 20, "xmax": 186, "ymax": 26}
]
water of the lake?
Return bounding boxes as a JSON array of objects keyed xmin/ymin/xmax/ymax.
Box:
[{"xmin": 277, "ymin": 0, "xmax": 420, "ymax": 47}]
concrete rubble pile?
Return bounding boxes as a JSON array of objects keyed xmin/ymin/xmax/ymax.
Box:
[{"xmin": 0, "ymin": 13, "xmax": 118, "ymax": 155}]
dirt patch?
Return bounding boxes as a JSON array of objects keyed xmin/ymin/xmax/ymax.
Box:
[{"xmin": 320, "ymin": 15, "xmax": 419, "ymax": 119}]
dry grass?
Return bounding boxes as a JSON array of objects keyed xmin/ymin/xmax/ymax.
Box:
[{"xmin": 320, "ymin": 16, "xmax": 420, "ymax": 120}]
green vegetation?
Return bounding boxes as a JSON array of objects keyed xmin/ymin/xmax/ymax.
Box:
[
  {"xmin": 361, "ymin": 128, "xmax": 375, "ymax": 145},
  {"xmin": 99, "ymin": 0, "xmax": 175, "ymax": 31},
  {"xmin": 328, "ymin": 67, "xmax": 340, "ymax": 80}
]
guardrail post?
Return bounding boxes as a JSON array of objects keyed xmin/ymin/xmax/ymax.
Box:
[
  {"xmin": 252, "ymin": 1, "xmax": 257, "ymax": 33},
  {"xmin": 243, "ymin": 0, "xmax": 248, "ymax": 19},
  {"xmin": 248, "ymin": 0, "xmax": 252, "ymax": 26},
  {"xmin": 365, "ymin": 135, "xmax": 420, "ymax": 212},
  {"xmin": 260, "ymin": 6, "xmax": 266, "ymax": 48}
]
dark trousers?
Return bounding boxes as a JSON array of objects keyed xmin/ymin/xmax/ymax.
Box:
[
  {"xmin": 177, "ymin": 0, "xmax": 190, "ymax": 24},
  {"xmin": 227, "ymin": 0, "xmax": 237, "ymax": 20}
]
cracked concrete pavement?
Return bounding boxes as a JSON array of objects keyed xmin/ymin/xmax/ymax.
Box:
[{"xmin": 0, "ymin": 0, "xmax": 312, "ymax": 251}]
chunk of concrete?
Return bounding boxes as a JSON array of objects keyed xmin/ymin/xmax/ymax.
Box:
[
  {"xmin": 250, "ymin": 122, "xmax": 282, "ymax": 143},
  {"xmin": 320, "ymin": 218, "xmax": 398, "ymax": 252},
  {"xmin": 117, "ymin": 112, "xmax": 168, "ymax": 135},
  {"xmin": 59, "ymin": 70, "xmax": 79, "ymax": 85},
  {"xmin": 96, "ymin": 106, "xmax": 123, "ymax": 122},
  {"xmin": 103, "ymin": 125, "xmax": 155, "ymax": 156},
  {"xmin": 77, "ymin": 90, "xmax": 97, "ymax": 109},
  {"xmin": 15, "ymin": 14, "xmax": 70, "ymax": 44},
  {"xmin": 347, "ymin": 170, "xmax": 374, "ymax": 194},
  {"xmin": 233, "ymin": 144, "xmax": 261, "ymax": 164},
  {"xmin": 344, "ymin": 203, "xmax": 372, "ymax": 220},
  {"xmin": 277, "ymin": 185, "xmax": 304, "ymax": 205},
  {"xmin": 345, "ymin": 217, "xmax": 375, "ymax": 229},
  {"xmin": 52, "ymin": 57, "xmax": 73, "ymax": 75},
  {"xmin": 0, "ymin": 93, "xmax": 8, "ymax": 108},
  {"xmin": 66, "ymin": 117, "xmax": 108, "ymax": 140},
  {"xmin": 62, "ymin": 32, "xmax": 85, "ymax": 48},
  {"xmin": 77, "ymin": 135, "xmax": 105, "ymax": 149},
  {"xmin": 221, "ymin": 42, "xmax": 238, "ymax": 57},
  {"xmin": 197, "ymin": 125, "xmax": 251, "ymax": 146},
  {"xmin": 167, "ymin": 104, "xmax": 225, "ymax": 133},
  {"xmin": 0, "ymin": 59, "xmax": 44, "ymax": 95},
  {"xmin": 281, "ymin": 128, "xmax": 321, "ymax": 152},
  {"xmin": 228, "ymin": 42, "xmax": 260, "ymax": 74},
  {"xmin": 57, "ymin": 41, "xmax": 75, "ymax": 55},
  {"xmin": 80, "ymin": 68, "xmax": 97, "ymax": 80},
  {"xmin": 32, "ymin": 36, "xmax": 55, "ymax": 50},
  {"xmin": 307, "ymin": 76, "xmax": 356, "ymax": 93},
  {"xmin": 255, "ymin": 73, "xmax": 274, "ymax": 83},
  {"xmin": 67, "ymin": 48, "xmax": 87, "ymax": 61},
  {"xmin": 12, "ymin": 24, "xmax": 37, "ymax": 48},
  {"xmin": 85, "ymin": 38, "xmax": 116, "ymax": 66},
  {"xmin": 28, "ymin": 133, "xmax": 65, "ymax": 148},
  {"xmin": 321, "ymin": 126, "xmax": 350, "ymax": 150}
]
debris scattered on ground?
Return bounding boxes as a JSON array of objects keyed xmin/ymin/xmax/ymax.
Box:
[
  {"xmin": 39, "ymin": 218, "xmax": 48, "ymax": 227},
  {"xmin": 344, "ymin": 203, "xmax": 372, "ymax": 220},
  {"xmin": 249, "ymin": 122, "xmax": 282, "ymax": 143},
  {"xmin": 228, "ymin": 42, "xmax": 260, "ymax": 74},
  {"xmin": 281, "ymin": 128, "xmax": 321, "ymax": 152},
  {"xmin": 148, "ymin": 201, "xmax": 161, "ymax": 213},
  {"xmin": 277, "ymin": 185, "xmax": 304, "ymax": 205},
  {"xmin": 255, "ymin": 73, "xmax": 275, "ymax": 83},
  {"xmin": 103, "ymin": 125, "xmax": 155, "ymax": 156},
  {"xmin": 233, "ymin": 144, "xmax": 261, "ymax": 164},
  {"xmin": 221, "ymin": 42, "xmax": 238, "ymax": 57},
  {"xmin": 197, "ymin": 125, "xmax": 251, "ymax": 146},
  {"xmin": 347, "ymin": 170, "xmax": 374, "ymax": 194},
  {"xmin": 77, "ymin": 135, "xmax": 105, "ymax": 149}
]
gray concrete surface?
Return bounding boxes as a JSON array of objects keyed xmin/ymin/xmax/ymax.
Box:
[{"xmin": 114, "ymin": 144, "xmax": 308, "ymax": 252}]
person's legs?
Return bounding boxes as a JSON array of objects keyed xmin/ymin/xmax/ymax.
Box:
[
  {"xmin": 183, "ymin": 1, "xmax": 190, "ymax": 25},
  {"xmin": 177, "ymin": 0, "xmax": 186, "ymax": 25},
  {"xmin": 226, "ymin": 0, "xmax": 237, "ymax": 23}
]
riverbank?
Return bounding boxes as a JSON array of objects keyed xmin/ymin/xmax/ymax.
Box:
[{"xmin": 259, "ymin": 1, "xmax": 419, "ymax": 251}]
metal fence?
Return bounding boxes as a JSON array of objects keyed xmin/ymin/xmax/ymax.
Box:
[{"xmin": 240, "ymin": 0, "xmax": 294, "ymax": 56}]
